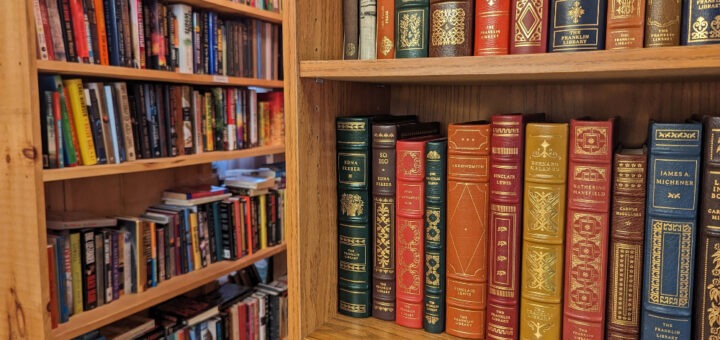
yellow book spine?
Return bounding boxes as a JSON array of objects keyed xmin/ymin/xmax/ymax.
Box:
[
  {"xmin": 70, "ymin": 232, "xmax": 83, "ymax": 314},
  {"xmin": 190, "ymin": 212, "xmax": 201, "ymax": 269},
  {"xmin": 204, "ymin": 93, "xmax": 214, "ymax": 152},
  {"xmin": 260, "ymin": 195, "xmax": 267, "ymax": 249},
  {"xmin": 62, "ymin": 79, "xmax": 97, "ymax": 165}
]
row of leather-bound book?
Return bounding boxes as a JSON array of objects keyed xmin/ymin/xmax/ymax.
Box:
[
  {"xmin": 343, "ymin": 0, "xmax": 720, "ymax": 60},
  {"xmin": 336, "ymin": 113, "xmax": 720, "ymax": 339}
]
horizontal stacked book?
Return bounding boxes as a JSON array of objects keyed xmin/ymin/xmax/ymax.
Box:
[
  {"xmin": 39, "ymin": 75, "xmax": 284, "ymax": 169},
  {"xmin": 32, "ymin": 0, "xmax": 281, "ymax": 79},
  {"xmin": 335, "ymin": 113, "xmax": 718, "ymax": 339}
]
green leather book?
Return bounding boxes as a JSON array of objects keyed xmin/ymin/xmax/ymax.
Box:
[
  {"xmin": 423, "ymin": 138, "xmax": 447, "ymax": 333},
  {"xmin": 395, "ymin": 0, "xmax": 430, "ymax": 58}
]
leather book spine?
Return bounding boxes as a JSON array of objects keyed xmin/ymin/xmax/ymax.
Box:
[
  {"xmin": 548, "ymin": 0, "xmax": 607, "ymax": 51},
  {"xmin": 487, "ymin": 115, "xmax": 525, "ymax": 340},
  {"xmin": 396, "ymin": 0, "xmax": 430, "ymax": 58},
  {"xmin": 644, "ymin": 0, "xmax": 681, "ymax": 46},
  {"xmin": 377, "ymin": 0, "xmax": 396, "ymax": 58},
  {"xmin": 475, "ymin": 0, "xmax": 511, "ymax": 55},
  {"xmin": 641, "ymin": 122, "xmax": 702, "ymax": 339},
  {"xmin": 520, "ymin": 123, "xmax": 569, "ymax": 340},
  {"xmin": 429, "ymin": 0, "xmax": 474, "ymax": 56},
  {"xmin": 510, "ymin": 0, "xmax": 549, "ymax": 53},
  {"xmin": 336, "ymin": 117, "xmax": 374, "ymax": 317},
  {"xmin": 606, "ymin": 0, "xmax": 646, "ymax": 48},
  {"xmin": 605, "ymin": 147, "xmax": 647, "ymax": 339},
  {"xmin": 360, "ymin": 0, "xmax": 378, "ymax": 59},
  {"xmin": 695, "ymin": 116, "xmax": 720, "ymax": 339},
  {"xmin": 446, "ymin": 122, "xmax": 491, "ymax": 339},
  {"xmin": 681, "ymin": 0, "xmax": 720, "ymax": 45},
  {"xmin": 396, "ymin": 137, "xmax": 434, "ymax": 328},
  {"xmin": 344, "ymin": 0, "xmax": 359, "ymax": 59},
  {"xmin": 563, "ymin": 119, "xmax": 614, "ymax": 340},
  {"xmin": 423, "ymin": 139, "xmax": 447, "ymax": 333},
  {"xmin": 372, "ymin": 121, "xmax": 439, "ymax": 321}
]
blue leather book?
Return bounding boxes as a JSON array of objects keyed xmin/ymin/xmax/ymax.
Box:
[
  {"xmin": 680, "ymin": 0, "xmax": 720, "ymax": 45},
  {"xmin": 641, "ymin": 122, "xmax": 702, "ymax": 340},
  {"xmin": 548, "ymin": 0, "xmax": 607, "ymax": 51}
]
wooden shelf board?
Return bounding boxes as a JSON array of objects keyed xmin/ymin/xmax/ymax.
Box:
[
  {"xmin": 299, "ymin": 45, "xmax": 720, "ymax": 84},
  {"xmin": 37, "ymin": 60, "xmax": 284, "ymax": 88},
  {"xmin": 51, "ymin": 243, "xmax": 287, "ymax": 340},
  {"xmin": 307, "ymin": 315, "xmax": 458, "ymax": 339},
  {"xmin": 43, "ymin": 145, "xmax": 285, "ymax": 182},
  {"xmin": 170, "ymin": 0, "xmax": 282, "ymax": 23}
]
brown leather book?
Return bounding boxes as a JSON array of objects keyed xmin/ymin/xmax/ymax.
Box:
[
  {"xmin": 377, "ymin": 0, "xmax": 395, "ymax": 58},
  {"xmin": 343, "ymin": 0, "xmax": 360, "ymax": 59},
  {"xmin": 606, "ymin": 0, "xmax": 646, "ymax": 48},
  {"xmin": 446, "ymin": 121, "xmax": 490, "ymax": 338},
  {"xmin": 644, "ymin": 0, "xmax": 681, "ymax": 47},
  {"xmin": 605, "ymin": 146, "xmax": 647, "ymax": 339},
  {"xmin": 520, "ymin": 123, "xmax": 568, "ymax": 340},
  {"xmin": 429, "ymin": 0, "xmax": 474, "ymax": 57}
]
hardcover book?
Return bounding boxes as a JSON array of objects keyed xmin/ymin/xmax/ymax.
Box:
[
  {"xmin": 641, "ymin": 122, "xmax": 702, "ymax": 339},
  {"xmin": 519, "ymin": 122, "xmax": 569, "ymax": 340},
  {"xmin": 510, "ymin": 0, "xmax": 549, "ymax": 53},
  {"xmin": 423, "ymin": 138, "xmax": 447, "ymax": 333},
  {"xmin": 445, "ymin": 121, "xmax": 491, "ymax": 338},
  {"xmin": 605, "ymin": 146, "xmax": 647, "ymax": 339},
  {"xmin": 606, "ymin": 0, "xmax": 646, "ymax": 48},
  {"xmin": 377, "ymin": 0, "xmax": 395, "ymax": 58},
  {"xmin": 429, "ymin": 0, "xmax": 474, "ymax": 56},
  {"xmin": 359, "ymin": 0, "xmax": 378, "ymax": 59},
  {"xmin": 396, "ymin": 0, "xmax": 430, "ymax": 58},
  {"xmin": 548, "ymin": 0, "xmax": 607, "ymax": 51},
  {"xmin": 475, "ymin": 0, "xmax": 511, "ymax": 54},
  {"xmin": 681, "ymin": 0, "xmax": 720, "ymax": 45},
  {"xmin": 644, "ymin": 0, "xmax": 681, "ymax": 46},
  {"xmin": 694, "ymin": 116, "xmax": 720, "ymax": 339},
  {"xmin": 563, "ymin": 118, "xmax": 615, "ymax": 339},
  {"xmin": 343, "ymin": 0, "xmax": 360, "ymax": 59},
  {"xmin": 371, "ymin": 121, "xmax": 439, "ymax": 321}
]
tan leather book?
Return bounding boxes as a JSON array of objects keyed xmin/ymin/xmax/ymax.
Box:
[
  {"xmin": 606, "ymin": 0, "xmax": 646, "ymax": 48},
  {"xmin": 519, "ymin": 123, "xmax": 569, "ymax": 340}
]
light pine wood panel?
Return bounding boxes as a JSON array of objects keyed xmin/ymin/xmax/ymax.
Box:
[
  {"xmin": 0, "ymin": 0, "xmax": 49, "ymax": 338},
  {"xmin": 308, "ymin": 315, "xmax": 457, "ymax": 339}
]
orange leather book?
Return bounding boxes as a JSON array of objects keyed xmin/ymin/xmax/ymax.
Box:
[
  {"xmin": 519, "ymin": 123, "xmax": 568, "ymax": 340},
  {"xmin": 446, "ymin": 122, "xmax": 491, "ymax": 338},
  {"xmin": 376, "ymin": 0, "xmax": 395, "ymax": 58}
]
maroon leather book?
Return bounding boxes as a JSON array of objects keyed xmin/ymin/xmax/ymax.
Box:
[
  {"xmin": 486, "ymin": 114, "xmax": 543, "ymax": 340},
  {"xmin": 563, "ymin": 118, "xmax": 615, "ymax": 340},
  {"xmin": 396, "ymin": 136, "xmax": 438, "ymax": 328},
  {"xmin": 429, "ymin": 0, "xmax": 474, "ymax": 56},
  {"xmin": 475, "ymin": 0, "xmax": 511, "ymax": 55},
  {"xmin": 509, "ymin": 0, "xmax": 549, "ymax": 53}
]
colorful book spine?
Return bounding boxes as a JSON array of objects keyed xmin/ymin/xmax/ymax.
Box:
[
  {"xmin": 681, "ymin": 0, "xmax": 720, "ymax": 45},
  {"xmin": 446, "ymin": 122, "xmax": 491, "ymax": 338},
  {"xmin": 395, "ymin": 0, "xmax": 429, "ymax": 58},
  {"xmin": 475, "ymin": 0, "xmax": 511, "ymax": 54},
  {"xmin": 510, "ymin": 0, "xmax": 549, "ymax": 53},
  {"xmin": 606, "ymin": 146, "xmax": 647, "ymax": 338},
  {"xmin": 429, "ymin": 0, "xmax": 474, "ymax": 56},
  {"xmin": 377, "ymin": 0, "xmax": 395, "ymax": 58},
  {"xmin": 70, "ymin": 232, "xmax": 83, "ymax": 313},
  {"xmin": 548, "ymin": 0, "xmax": 607, "ymax": 51},
  {"xmin": 423, "ymin": 138, "xmax": 447, "ymax": 333},
  {"xmin": 359, "ymin": 0, "xmax": 377, "ymax": 59},
  {"xmin": 606, "ymin": 0, "xmax": 646, "ymax": 48},
  {"xmin": 563, "ymin": 119, "xmax": 614, "ymax": 339},
  {"xmin": 520, "ymin": 123, "xmax": 569, "ymax": 340},
  {"xmin": 63, "ymin": 79, "xmax": 98, "ymax": 165},
  {"xmin": 641, "ymin": 122, "xmax": 702, "ymax": 339},
  {"xmin": 695, "ymin": 116, "xmax": 720, "ymax": 339}
]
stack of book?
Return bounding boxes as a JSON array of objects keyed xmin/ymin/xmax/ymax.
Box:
[
  {"xmin": 336, "ymin": 114, "xmax": 717, "ymax": 339},
  {"xmin": 32, "ymin": 0, "xmax": 281, "ymax": 79},
  {"xmin": 39, "ymin": 74, "xmax": 284, "ymax": 169}
]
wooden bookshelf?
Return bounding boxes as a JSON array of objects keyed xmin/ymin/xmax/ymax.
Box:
[
  {"xmin": 300, "ymin": 44, "xmax": 720, "ymax": 84},
  {"xmin": 37, "ymin": 60, "xmax": 284, "ymax": 88},
  {"xmin": 51, "ymin": 243, "xmax": 287, "ymax": 340},
  {"xmin": 308, "ymin": 315, "xmax": 456, "ymax": 339},
  {"xmin": 43, "ymin": 145, "xmax": 285, "ymax": 182},
  {"xmin": 173, "ymin": 0, "xmax": 283, "ymax": 23}
]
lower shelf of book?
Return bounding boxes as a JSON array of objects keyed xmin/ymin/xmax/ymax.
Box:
[
  {"xmin": 51, "ymin": 243, "xmax": 286, "ymax": 340},
  {"xmin": 308, "ymin": 315, "xmax": 458, "ymax": 339}
]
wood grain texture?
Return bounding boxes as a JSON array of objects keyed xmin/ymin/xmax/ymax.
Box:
[
  {"xmin": 300, "ymin": 45, "xmax": 720, "ymax": 84},
  {"xmin": 308, "ymin": 315, "xmax": 458, "ymax": 339},
  {"xmin": 169, "ymin": 0, "xmax": 283, "ymax": 23},
  {"xmin": 43, "ymin": 145, "xmax": 285, "ymax": 182},
  {"xmin": 37, "ymin": 60, "xmax": 284, "ymax": 88},
  {"xmin": 50, "ymin": 244, "xmax": 287, "ymax": 340}
]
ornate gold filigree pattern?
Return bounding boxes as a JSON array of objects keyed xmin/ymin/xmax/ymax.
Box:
[
  {"xmin": 649, "ymin": 220, "xmax": 692, "ymax": 307},
  {"xmin": 374, "ymin": 200, "xmax": 392, "ymax": 272},
  {"xmin": 431, "ymin": 8, "xmax": 466, "ymax": 46},
  {"xmin": 426, "ymin": 208, "xmax": 441, "ymax": 242},
  {"xmin": 398, "ymin": 219, "xmax": 422, "ymax": 294},
  {"xmin": 528, "ymin": 190, "xmax": 560, "ymax": 233},
  {"xmin": 705, "ymin": 243, "xmax": 720, "ymax": 337},
  {"xmin": 399, "ymin": 10, "xmax": 423, "ymax": 49},
  {"xmin": 381, "ymin": 36, "xmax": 393, "ymax": 56},
  {"xmin": 425, "ymin": 253, "xmax": 441, "ymax": 286},
  {"xmin": 567, "ymin": 1, "xmax": 585, "ymax": 24},
  {"xmin": 568, "ymin": 213, "xmax": 603, "ymax": 312},
  {"xmin": 514, "ymin": 0, "xmax": 544, "ymax": 43},
  {"xmin": 340, "ymin": 193, "xmax": 364, "ymax": 217},
  {"xmin": 575, "ymin": 127, "xmax": 608, "ymax": 155},
  {"xmin": 527, "ymin": 249, "xmax": 556, "ymax": 292}
]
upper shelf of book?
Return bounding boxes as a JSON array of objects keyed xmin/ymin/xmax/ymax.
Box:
[
  {"xmin": 299, "ymin": 45, "xmax": 720, "ymax": 85},
  {"xmin": 172, "ymin": 0, "xmax": 282, "ymax": 24},
  {"xmin": 37, "ymin": 60, "xmax": 284, "ymax": 88},
  {"xmin": 43, "ymin": 145, "xmax": 285, "ymax": 182}
]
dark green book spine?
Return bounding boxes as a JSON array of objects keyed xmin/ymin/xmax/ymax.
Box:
[
  {"xmin": 423, "ymin": 138, "xmax": 447, "ymax": 332},
  {"xmin": 337, "ymin": 117, "xmax": 373, "ymax": 317},
  {"xmin": 395, "ymin": 0, "xmax": 430, "ymax": 58}
]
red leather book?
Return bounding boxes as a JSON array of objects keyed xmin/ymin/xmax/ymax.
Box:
[
  {"xmin": 486, "ymin": 114, "xmax": 543, "ymax": 339},
  {"xmin": 446, "ymin": 122, "xmax": 491, "ymax": 338},
  {"xmin": 509, "ymin": 0, "xmax": 549, "ymax": 53},
  {"xmin": 396, "ymin": 136, "xmax": 438, "ymax": 328},
  {"xmin": 376, "ymin": 0, "xmax": 395, "ymax": 58},
  {"xmin": 475, "ymin": 0, "xmax": 511, "ymax": 55},
  {"xmin": 563, "ymin": 118, "xmax": 615, "ymax": 340}
]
